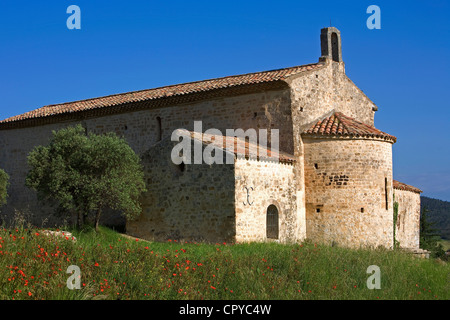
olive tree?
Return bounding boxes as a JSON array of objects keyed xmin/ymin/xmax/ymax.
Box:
[{"xmin": 26, "ymin": 125, "xmax": 147, "ymax": 230}]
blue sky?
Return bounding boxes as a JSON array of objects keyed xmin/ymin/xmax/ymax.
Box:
[{"xmin": 0, "ymin": 0, "xmax": 449, "ymax": 200}]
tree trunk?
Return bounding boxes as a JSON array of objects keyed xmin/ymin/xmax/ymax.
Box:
[
  {"xmin": 82, "ymin": 206, "xmax": 88, "ymax": 227},
  {"xmin": 75, "ymin": 202, "xmax": 86, "ymax": 229},
  {"xmin": 95, "ymin": 208, "xmax": 102, "ymax": 232},
  {"xmin": 77, "ymin": 210, "xmax": 82, "ymax": 229}
]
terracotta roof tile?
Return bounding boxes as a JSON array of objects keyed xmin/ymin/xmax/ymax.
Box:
[
  {"xmin": 0, "ymin": 62, "xmax": 324, "ymax": 126},
  {"xmin": 302, "ymin": 112, "xmax": 397, "ymax": 143},
  {"xmin": 393, "ymin": 180, "xmax": 422, "ymax": 194},
  {"xmin": 174, "ymin": 129, "xmax": 296, "ymax": 164}
]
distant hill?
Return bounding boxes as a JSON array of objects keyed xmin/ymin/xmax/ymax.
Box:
[{"xmin": 421, "ymin": 196, "xmax": 450, "ymax": 240}]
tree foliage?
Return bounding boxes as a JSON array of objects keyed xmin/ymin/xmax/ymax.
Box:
[
  {"xmin": 0, "ymin": 169, "xmax": 9, "ymax": 208},
  {"xmin": 26, "ymin": 125, "xmax": 147, "ymax": 230},
  {"xmin": 420, "ymin": 206, "xmax": 446, "ymax": 259},
  {"xmin": 420, "ymin": 196, "xmax": 450, "ymax": 240}
]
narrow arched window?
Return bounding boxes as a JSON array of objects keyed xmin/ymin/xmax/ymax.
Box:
[
  {"xmin": 385, "ymin": 177, "xmax": 388, "ymax": 210},
  {"xmin": 156, "ymin": 116, "xmax": 162, "ymax": 141},
  {"xmin": 331, "ymin": 32, "xmax": 339, "ymax": 62},
  {"xmin": 266, "ymin": 204, "xmax": 279, "ymax": 239}
]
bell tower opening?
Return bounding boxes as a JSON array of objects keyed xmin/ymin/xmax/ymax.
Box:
[
  {"xmin": 331, "ymin": 32, "xmax": 339, "ymax": 62},
  {"xmin": 320, "ymin": 27, "xmax": 342, "ymax": 63}
]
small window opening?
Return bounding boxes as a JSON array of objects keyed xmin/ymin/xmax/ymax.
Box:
[
  {"xmin": 316, "ymin": 208, "xmax": 321, "ymax": 213},
  {"xmin": 314, "ymin": 163, "xmax": 318, "ymax": 169},
  {"xmin": 156, "ymin": 116, "xmax": 162, "ymax": 141},
  {"xmin": 361, "ymin": 208, "xmax": 364, "ymax": 213}
]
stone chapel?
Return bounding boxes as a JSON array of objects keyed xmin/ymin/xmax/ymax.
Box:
[{"xmin": 0, "ymin": 27, "xmax": 423, "ymax": 250}]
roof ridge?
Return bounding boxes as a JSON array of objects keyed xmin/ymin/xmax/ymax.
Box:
[
  {"xmin": 39, "ymin": 62, "xmax": 325, "ymax": 109},
  {"xmin": 1, "ymin": 61, "xmax": 325, "ymax": 125},
  {"xmin": 332, "ymin": 113, "xmax": 346, "ymax": 134},
  {"xmin": 335, "ymin": 112, "xmax": 377, "ymax": 132},
  {"xmin": 335, "ymin": 112, "xmax": 355, "ymax": 135}
]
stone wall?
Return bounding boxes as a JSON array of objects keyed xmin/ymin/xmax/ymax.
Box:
[
  {"xmin": 0, "ymin": 88, "xmax": 292, "ymax": 228},
  {"xmin": 156, "ymin": 89, "xmax": 294, "ymax": 155},
  {"xmin": 0, "ymin": 122, "xmax": 75, "ymax": 226},
  {"xmin": 394, "ymin": 188, "xmax": 421, "ymax": 249},
  {"xmin": 234, "ymin": 157, "xmax": 302, "ymax": 243},
  {"xmin": 126, "ymin": 137, "xmax": 236, "ymax": 242},
  {"xmin": 127, "ymin": 142, "xmax": 301, "ymax": 244},
  {"xmin": 302, "ymin": 137, "xmax": 394, "ymax": 248},
  {"xmin": 288, "ymin": 60, "xmax": 377, "ymax": 157}
]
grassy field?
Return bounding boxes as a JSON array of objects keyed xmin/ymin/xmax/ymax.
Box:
[{"xmin": 0, "ymin": 225, "xmax": 448, "ymax": 300}]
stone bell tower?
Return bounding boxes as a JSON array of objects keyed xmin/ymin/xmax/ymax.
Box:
[{"xmin": 319, "ymin": 27, "xmax": 343, "ymax": 63}]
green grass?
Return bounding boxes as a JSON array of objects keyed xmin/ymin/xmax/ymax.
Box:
[{"xmin": 0, "ymin": 225, "xmax": 448, "ymax": 300}]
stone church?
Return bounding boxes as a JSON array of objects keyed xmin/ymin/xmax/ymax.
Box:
[{"xmin": 0, "ymin": 27, "xmax": 423, "ymax": 250}]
